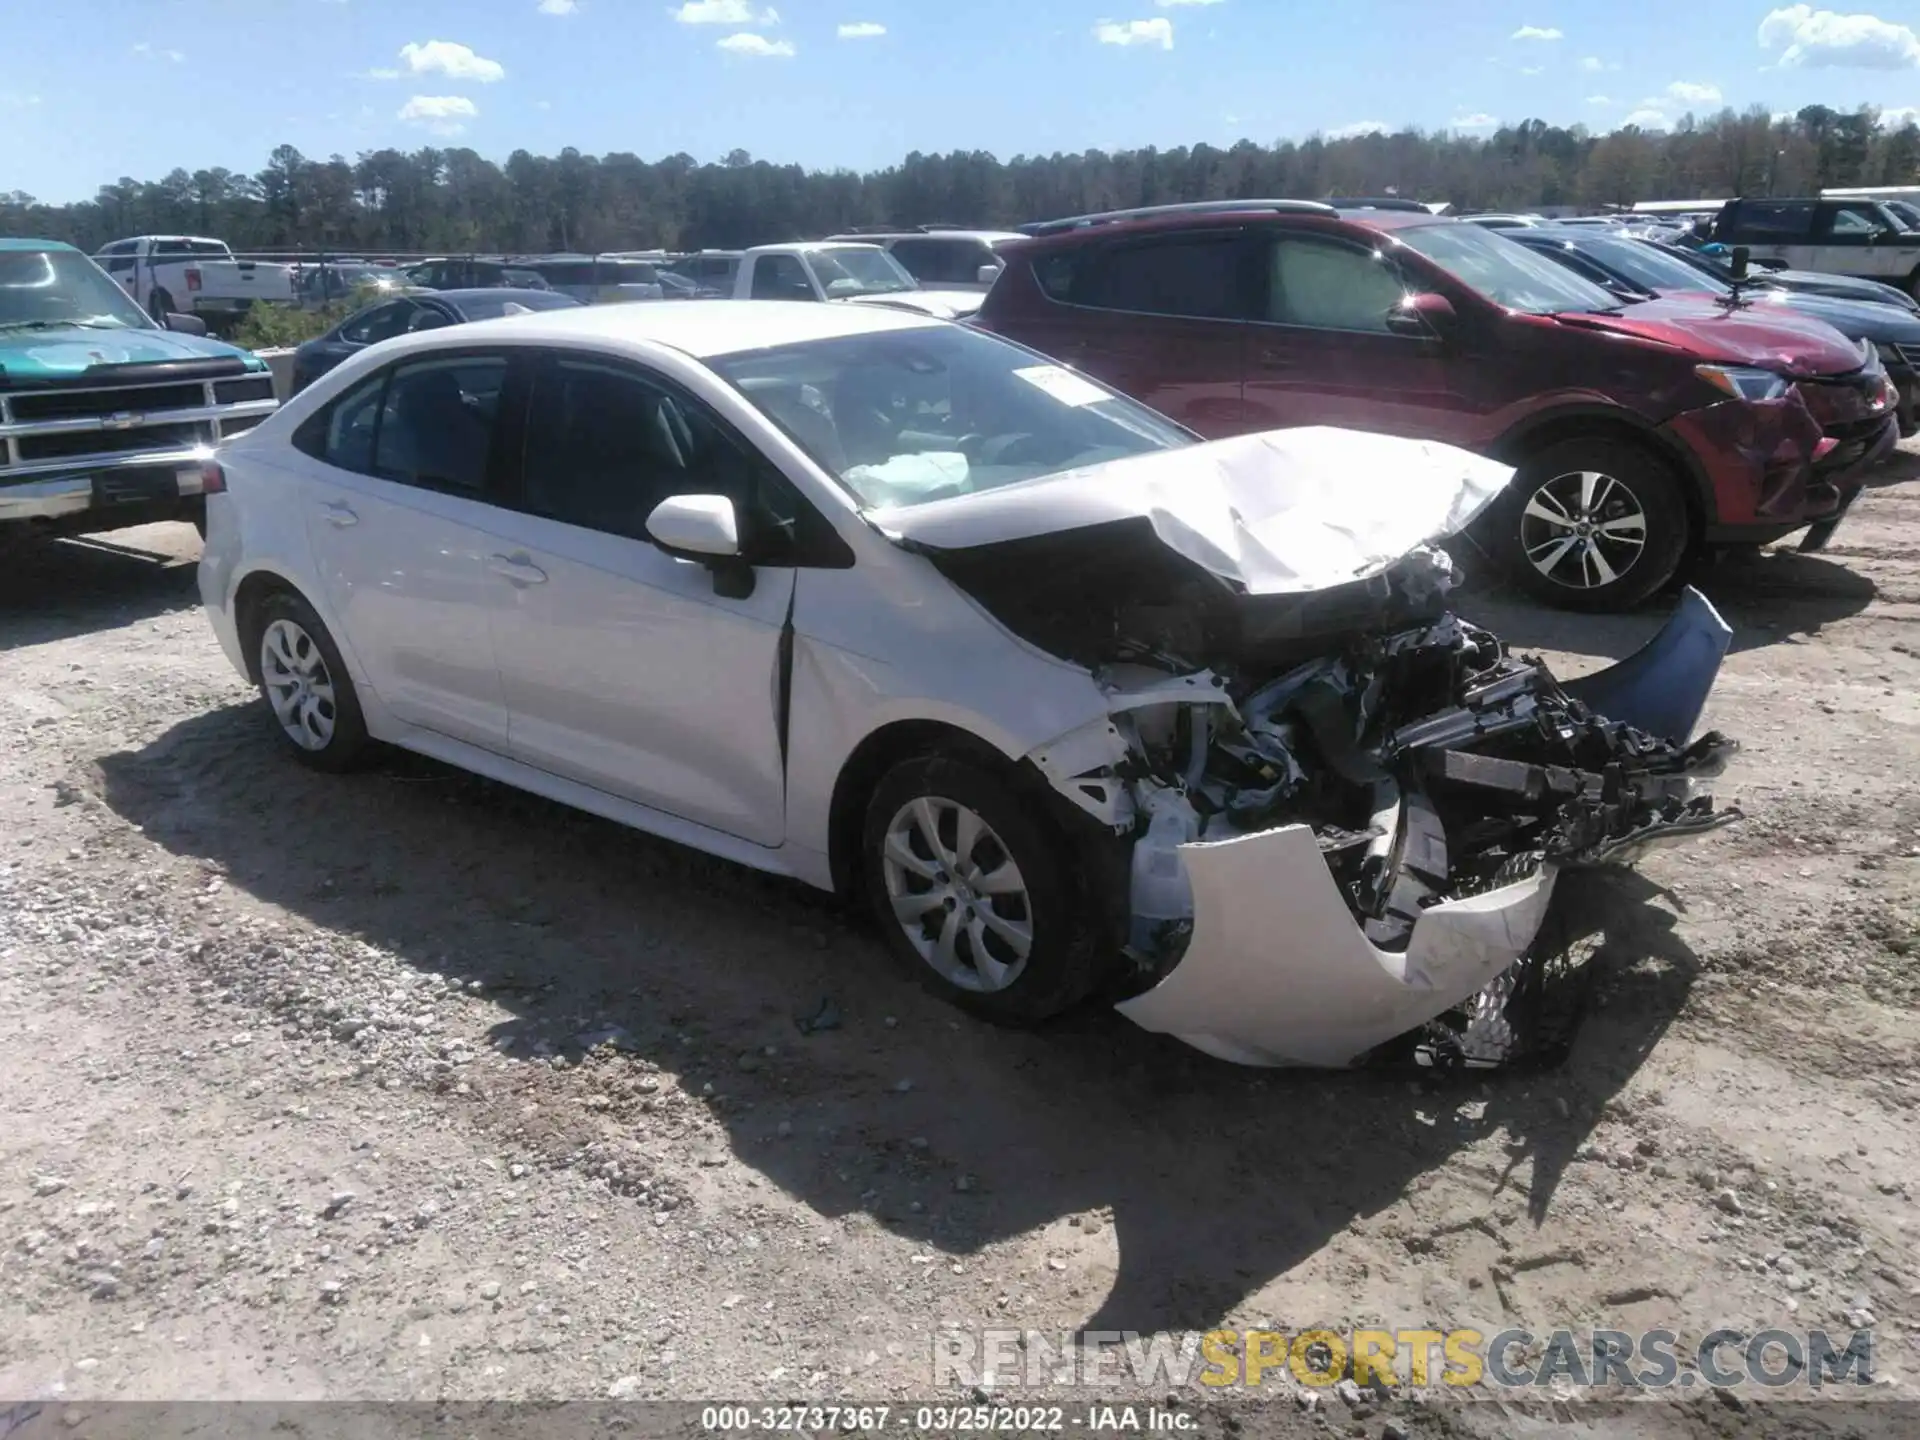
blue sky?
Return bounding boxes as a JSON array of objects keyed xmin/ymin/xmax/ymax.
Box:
[{"xmin": 6, "ymin": 0, "xmax": 1920, "ymax": 202}]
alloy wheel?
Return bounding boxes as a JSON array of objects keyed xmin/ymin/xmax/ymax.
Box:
[
  {"xmin": 880, "ymin": 796, "xmax": 1033, "ymax": 993},
  {"xmin": 259, "ymin": 618, "xmax": 338, "ymax": 751},
  {"xmin": 1518, "ymin": 469, "xmax": 1649, "ymax": 591}
]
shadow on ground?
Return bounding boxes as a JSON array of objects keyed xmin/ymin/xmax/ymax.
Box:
[
  {"xmin": 99, "ymin": 701, "xmax": 1702, "ymax": 1333},
  {"xmin": 0, "ymin": 527, "xmax": 202, "ymax": 647}
]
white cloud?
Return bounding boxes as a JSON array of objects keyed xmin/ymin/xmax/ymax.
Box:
[
  {"xmin": 1759, "ymin": 5, "xmax": 1920, "ymax": 69},
  {"xmin": 836, "ymin": 20, "xmax": 885, "ymax": 37},
  {"xmin": 674, "ymin": 0, "xmax": 777, "ymax": 23},
  {"xmin": 131, "ymin": 41, "xmax": 147, "ymax": 51},
  {"xmin": 1667, "ymin": 80, "xmax": 1722, "ymax": 104},
  {"xmin": 1155, "ymin": 0, "xmax": 1222, "ymax": 5},
  {"xmin": 1520, "ymin": 64, "xmax": 1543, "ymax": 75},
  {"xmin": 397, "ymin": 94, "xmax": 478, "ymax": 134},
  {"xmin": 717, "ymin": 31, "xmax": 795, "ymax": 55},
  {"xmin": 1511, "ymin": 24, "xmax": 1562, "ymax": 40},
  {"xmin": 1094, "ymin": 17, "xmax": 1174, "ymax": 47},
  {"xmin": 1622, "ymin": 107, "xmax": 1670, "ymax": 128},
  {"xmin": 1, "ymin": 92, "xmax": 41, "ymax": 108},
  {"xmin": 1880, "ymin": 104, "xmax": 1920, "ymax": 126},
  {"xmin": 537, "ymin": 0, "xmax": 577, "ymax": 14},
  {"xmin": 1451, "ymin": 112, "xmax": 1498, "ymax": 129},
  {"xmin": 397, "ymin": 40, "xmax": 506, "ymax": 82},
  {"xmin": 166, "ymin": 49, "xmax": 184, "ymax": 61},
  {"xmin": 1326, "ymin": 119, "xmax": 1389, "ymax": 138},
  {"xmin": 1586, "ymin": 94, "xmax": 1613, "ymax": 105},
  {"xmin": 365, "ymin": 67, "xmax": 403, "ymax": 79}
]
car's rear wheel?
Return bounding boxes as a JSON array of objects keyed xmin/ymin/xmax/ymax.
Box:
[
  {"xmin": 861, "ymin": 755, "xmax": 1101, "ymax": 1023},
  {"xmin": 249, "ymin": 591, "xmax": 371, "ymax": 772},
  {"xmin": 1487, "ymin": 438, "xmax": 1690, "ymax": 612}
]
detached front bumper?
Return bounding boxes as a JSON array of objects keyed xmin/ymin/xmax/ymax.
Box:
[{"xmin": 1116, "ymin": 826, "xmax": 1558, "ymax": 1068}]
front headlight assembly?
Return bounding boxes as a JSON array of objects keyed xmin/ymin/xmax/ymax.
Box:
[{"xmin": 1696, "ymin": 364, "xmax": 1791, "ymax": 402}]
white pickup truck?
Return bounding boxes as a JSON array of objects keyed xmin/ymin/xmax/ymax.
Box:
[
  {"xmin": 92, "ymin": 236, "xmax": 297, "ymax": 331},
  {"xmin": 730, "ymin": 243, "xmax": 984, "ymax": 319}
]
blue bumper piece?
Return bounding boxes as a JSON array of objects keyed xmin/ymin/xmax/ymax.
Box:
[{"xmin": 1558, "ymin": 586, "xmax": 1732, "ymax": 744}]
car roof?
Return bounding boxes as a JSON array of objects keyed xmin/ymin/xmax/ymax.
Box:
[
  {"xmin": 437, "ymin": 296, "xmax": 945, "ymax": 358},
  {"xmin": 1007, "ymin": 206, "xmax": 1448, "ymax": 249},
  {"xmin": 827, "ymin": 230, "xmax": 1026, "ymax": 243},
  {"xmin": 0, "ymin": 238, "xmax": 78, "ymax": 253},
  {"xmin": 431, "ymin": 288, "xmax": 573, "ymax": 307}
]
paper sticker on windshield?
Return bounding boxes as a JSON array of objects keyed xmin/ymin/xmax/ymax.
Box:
[{"xmin": 1014, "ymin": 364, "xmax": 1111, "ymax": 407}]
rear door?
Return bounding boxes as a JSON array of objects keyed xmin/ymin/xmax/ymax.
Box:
[
  {"xmin": 294, "ymin": 348, "xmax": 522, "ymax": 751},
  {"xmin": 1242, "ymin": 230, "xmax": 1481, "ymax": 443},
  {"xmin": 1720, "ymin": 200, "xmax": 1817, "ymax": 270},
  {"xmin": 1008, "ymin": 229, "xmax": 1254, "ymax": 436}
]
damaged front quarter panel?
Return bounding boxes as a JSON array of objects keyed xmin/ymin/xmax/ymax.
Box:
[{"xmin": 1027, "ymin": 582, "xmax": 1742, "ymax": 1070}]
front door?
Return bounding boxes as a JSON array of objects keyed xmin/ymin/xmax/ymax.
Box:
[
  {"xmin": 295, "ymin": 351, "xmax": 518, "ymax": 751},
  {"xmin": 1241, "ymin": 232, "xmax": 1483, "ymax": 444},
  {"xmin": 485, "ymin": 353, "xmax": 794, "ymax": 846}
]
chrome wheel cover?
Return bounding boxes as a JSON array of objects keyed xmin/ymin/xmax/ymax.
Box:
[
  {"xmin": 259, "ymin": 618, "xmax": 338, "ymax": 751},
  {"xmin": 880, "ymin": 796, "xmax": 1033, "ymax": 993}
]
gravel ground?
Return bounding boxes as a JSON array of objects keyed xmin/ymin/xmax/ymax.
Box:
[{"xmin": 4, "ymin": 455, "xmax": 1920, "ymax": 1438}]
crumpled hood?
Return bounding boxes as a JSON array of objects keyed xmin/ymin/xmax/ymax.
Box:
[
  {"xmin": 847, "ymin": 289, "xmax": 983, "ymax": 320},
  {"xmin": 0, "ymin": 323, "xmax": 261, "ymax": 382},
  {"xmin": 1554, "ymin": 295, "xmax": 1866, "ymax": 377},
  {"xmin": 869, "ymin": 427, "xmax": 1514, "ymax": 595}
]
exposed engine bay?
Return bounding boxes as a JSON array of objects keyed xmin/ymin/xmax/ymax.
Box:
[
  {"xmin": 1011, "ymin": 549, "xmax": 1740, "ymax": 1069},
  {"xmin": 877, "ymin": 428, "xmax": 1742, "ymax": 1069}
]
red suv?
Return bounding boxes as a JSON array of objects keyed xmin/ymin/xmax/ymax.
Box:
[{"xmin": 975, "ymin": 200, "xmax": 1898, "ymax": 610}]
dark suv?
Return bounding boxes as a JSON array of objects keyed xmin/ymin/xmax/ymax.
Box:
[{"xmin": 975, "ymin": 200, "xmax": 1897, "ymax": 610}]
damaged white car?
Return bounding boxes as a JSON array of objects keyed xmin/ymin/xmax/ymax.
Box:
[{"xmin": 199, "ymin": 302, "xmax": 1740, "ymax": 1068}]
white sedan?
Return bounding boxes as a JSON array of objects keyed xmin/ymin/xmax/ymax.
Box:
[{"xmin": 199, "ymin": 301, "xmax": 1739, "ymax": 1068}]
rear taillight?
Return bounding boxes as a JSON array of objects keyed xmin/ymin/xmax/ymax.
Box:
[
  {"xmin": 200, "ymin": 460, "xmax": 227, "ymax": 495},
  {"xmin": 186, "ymin": 267, "xmax": 202, "ymax": 292}
]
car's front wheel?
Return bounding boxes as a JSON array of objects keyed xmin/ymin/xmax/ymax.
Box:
[
  {"xmin": 861, "ymin": 755, "xmax": 1102, "ymax": 1023},
  {"xmin": 1486, "ymin": 438, "xmax": 1690, "ymax": 612},
  {"xmin": 250, "ymin": 590, "xmax": 371, "ymax": 771}
]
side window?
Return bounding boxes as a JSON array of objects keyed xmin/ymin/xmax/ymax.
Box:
[
  {"xmin": 518, "ymin": 357, "xmax": 837, "ymax": 565},
  {"xmin": 752, "ymin": 255, "xmax": 815, "ymax": 300},
  {"xmin": 1265, "ymin": 237, "xmax": 1409, "ymax": 332},
  {"xmin": 1083, "ymin": 235, "xmax": 1248, "ymax": 320},
  {"xmin": 1818, "ymin": 203, "xmax": 1888, "ymax": 239},
  {"xmin": 1726, "ymin": 201, "xmax": 1813, "ymax": 241},
  {"xmin": 888, "ymin": 239, "xmax": 980, "ymax": 285},
  {"xmin": 1033, "ymin": 252, "xmax": 1077, "ymax": 302},
  {"xmin": 293, "ymin": 370, "xmax": 387, "ymax": 474},
  {"xmin": 406, "ymin": 306, "xmax": 454, "ymax": 333},
  {"xmin": 341, "ymin": 301, "xmax": 416, "ymax": 346},
  {"xmin": 884, "ymin": 239, "xmax": 938, "ymax": 282},
  {"xmin": 372, "ymin": 355, "xmax": 510, "ymax": 494}
]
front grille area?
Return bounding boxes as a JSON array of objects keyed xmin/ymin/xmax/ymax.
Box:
[
  {"xmin": 212, "ymin": 376, "xmax": 276, "ymax": 405},
  {"xmin": 17, "ymin": 422, "xmax": 211, "ymax": 463},
  {"xmin": 9, "ymin": 381, "xmax": 207, "ymax": 423},
  {"xmin": 0, "ymin": 369, "xmax": 277, "ymax": 473},
  {"xmin": 1895, "ymin": 344, "xmax": 1920, "ymax": 370}
]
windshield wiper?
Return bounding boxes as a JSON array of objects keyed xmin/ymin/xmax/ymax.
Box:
[{"xmin": 0, "ymin": 317, "xmax": 130, "ymax": 333}]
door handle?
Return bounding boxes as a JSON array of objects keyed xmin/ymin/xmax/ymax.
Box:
[
  {"xmin": 487, "ymin": 553, "xmax": 548, "ymax": 586},
  {"xmin": 319, "ymin": 500, "xmax": 358, "ymax": 528}
]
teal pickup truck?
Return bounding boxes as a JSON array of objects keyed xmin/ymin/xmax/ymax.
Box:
[{"xmin": 0, "ymin": 239, "xmax": 279, "ymax": 539}]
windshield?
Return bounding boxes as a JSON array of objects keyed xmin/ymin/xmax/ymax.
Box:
[
  {"xmin": 812, "ymin": 246, "xmax": 918, "ymax": 296},
  {"xmin": 0, "ymin": 248, "xmax": 154, "ymax": 330},
  {"xmin": 713, "ymin": 324, "xmax": 1193, "ymax": 509},
  {"xmin": 1562, "ymin": 235, "xmax": 1731, "ymax": 295},
  {"xmin": 1397, "ymin": 222, "xmax": 1621, "ymax": 315}
]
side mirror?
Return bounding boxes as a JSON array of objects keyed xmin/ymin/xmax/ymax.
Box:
[
  {"xmin": 1729, "ymin": 245, "xmax": 1750, "ymax": 281},
  {"xmin": 164, "ymin": 312, "xmax": 208, "ymax": 336},
  {"xmin": 976, "ymin": 262, "xmax": 1004, "ymax": 286},
  {"xmin": 647, "ymin": 494, "xmax": 754, "ymax": 599},
  {"xmin": 1385, "ymin": 291, "xmax": 1456, "ymax": 338}
]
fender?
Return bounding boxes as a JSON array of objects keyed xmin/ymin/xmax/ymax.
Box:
[{"xmin": 1488, "ymin": 401, "xmax": 1718, "ymax": 523}]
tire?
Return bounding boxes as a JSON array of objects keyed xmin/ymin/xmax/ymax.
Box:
[
  {"xmin": 148, "ymin": 288, "xmax": 176, "ymax": 324},
  {"xmin": 860, "ymin": 755, "xmax": 1102, "ymax": 1024},
  {"xmin": 247, "ymin": 590, "xmax": 371, "ymax": 772},
  {"xmin": 1484, "ymin": 437, "xmax": 1690, "ymax": 613}
]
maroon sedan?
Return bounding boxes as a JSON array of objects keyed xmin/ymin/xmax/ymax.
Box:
[{"xmin": 975, "ymin": 201, "xmax": 1897, "ymax": 611}]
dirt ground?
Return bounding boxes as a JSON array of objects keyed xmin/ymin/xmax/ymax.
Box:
[{"xmin": 4, "ymin": 452, "xmax": 1920, "ymax": 1438}]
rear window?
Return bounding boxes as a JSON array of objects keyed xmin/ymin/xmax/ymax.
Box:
[
  {"xmin": 887, "ymin": 238, "xmax": 991, "ymax": 286},
  {"xmin": 1081, "ymin": 235, "xmax": 1248, "ymax": 320},
  {"xmin": 153, "ymin": 239, "xmax": 229, "ymax": 257}
]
